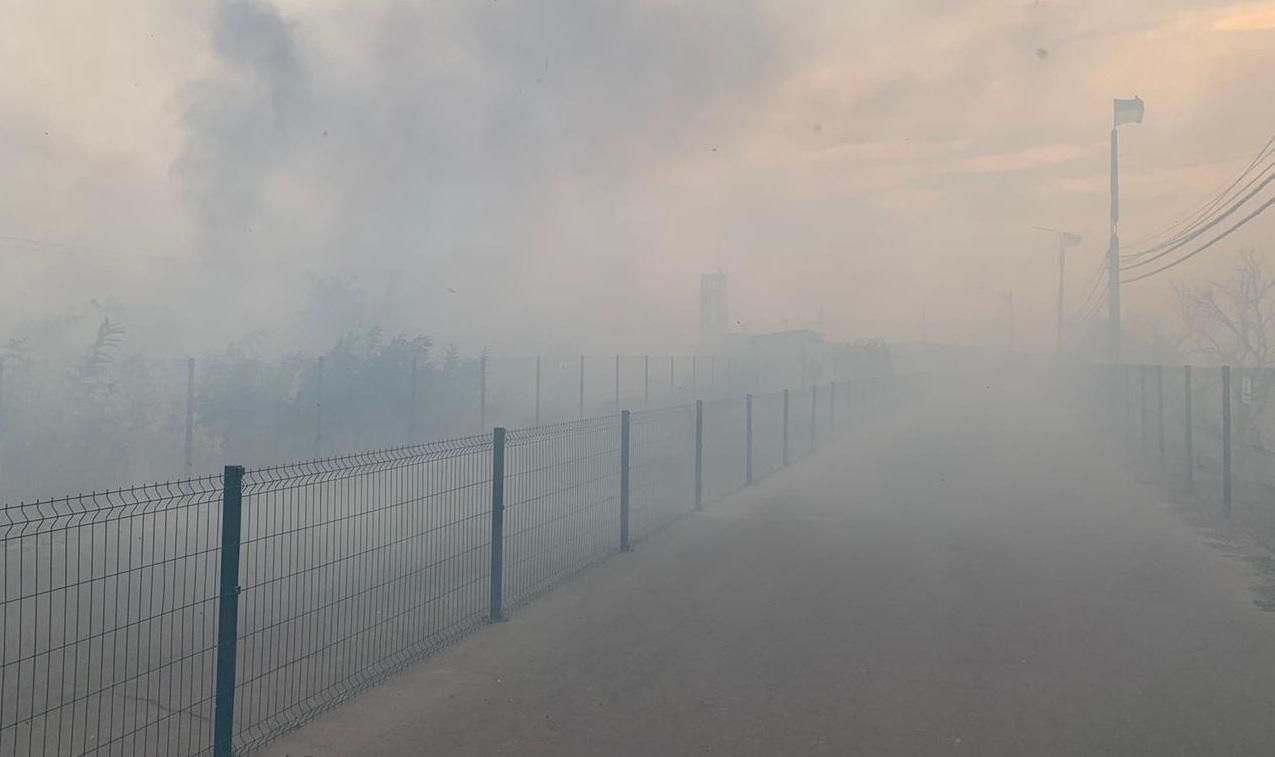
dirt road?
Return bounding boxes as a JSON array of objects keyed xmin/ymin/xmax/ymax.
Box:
[{"xmin": 264, "ymin": 382, "xmax": 1275, "ymax": 756}]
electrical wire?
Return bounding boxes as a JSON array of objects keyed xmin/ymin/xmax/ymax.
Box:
[
  {"xmin": 1123, "ymin": 192, "xmax": 1275, "ymax": 284},
  {"xmin": 1074, "ymin": 256, "xmax": 1109, "ymax": 320},
  {"xmin": 1120, "ymin": 161, "xmax": 1275, "ymax": 271},
  {"xmin": 1127, "ymin": 133, "xmax": 1275, "ymax": 254}
]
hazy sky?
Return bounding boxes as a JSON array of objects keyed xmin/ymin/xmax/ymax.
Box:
[{"xmin": 3, "ymin": 0, "xmax": 1275, "ymax": 354}]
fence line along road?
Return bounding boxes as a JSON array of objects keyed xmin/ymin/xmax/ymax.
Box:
[
  {"xmin": 1, "ymin": 350, "xmax": 885, "ymax": 510},
  {"xmin": 0, "ymin": 374, "xmax": 926, "ymax": 757},
  {"xmin": 1068, "ymin": 363, "xmax": 1275, "ymax": 526}
]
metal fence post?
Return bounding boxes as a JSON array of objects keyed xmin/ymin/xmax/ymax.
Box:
[
  {"xmin": 644, "ymin": 355, "xmax": 650, "ymax": 408},
  {"xmin": 745, "ymin": 393, "xmax": 754, "ymax": 486},
  {"xmin": 1184, "ymin": 365, "xmax": 1193, "ymax": 487},
  {"xmin": 185, "ymin": 357, "xmax": 196, "ymax": 476},
  {"xmin": 315, "ymin": 356, "xmax": 324, "ymax": 458},
  {"xmin": 1223, "ymin": 365, "xmax": 1232, "ymax": 519},
  {"xmin": 830, "ymin": 380, "xmax": 837, "ymax": 436},
  {"xmin": 782, "ymin": 388, "xmax": 790, "ymax": 467},
  {"xmin": 534, "ymin": 355, "xmax": 542, "ymax": 427},
  {"xmin": 489, "ymin": 427, "xmax": 506, "ymax": 622},
  {"xmin": 620, "ymin": 410, "xmax": 631, "ymax": 551},
  {"xmin": 213, "ymin": 465, "xmax": 244, "ymax": 757},
  {"xmin": 694, "ymin": 400, "xmax": 704, "ymax": 510},
  {"xmin": 1156, "ymin": 364, "xmax": 1165, "ymax": 468},
  {"xmin": 579, "ymin": 355, "xmax": 585, "ymax": 419}
]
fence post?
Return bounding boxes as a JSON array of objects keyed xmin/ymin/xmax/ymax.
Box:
[
  {"xmin": 644, "ymin": 355, "xmax": 650, "ymax": 408},
  {"xmin": 745, "ymin": 393, "xmax": 754, "ymax": 486},
  {"xmin": 694, "ymin": 400, "xmax": 704, "ymax": 509},
  {"xmin": 185, "ymin": 357, "xmax": 196, "ymax": 476},
  {"xmin": 213, "ymin": 465, "xmax": 244, "ymax": 757},
  {"xmin": 534, "ymin": 355, "xmax": 542, "ymax": 427},
  {"xmin": 579, "ymin": 355, "xmax": 585, "ymax": 419},
  {"xmin": 830, "ymin": 380, "xmax": 837, "ymax": 436},
  {"xmin": 489, "ymin": 427, "xmax": 506, "ymax": 622},
  {"xmin": 1184, "ymin": 365, "xmax": 1193, "ymax": 488},
  {"xmin": 1156, "ymin": 364, "xmax": 1165, "ymax": 469},
  {"xmin": 782, "ymin": 389, "xmax": 790, "ymax": 466},
  {"xmin": 692, "ymin": 355, "xmax": 698, "ymax": 398},
  {"xmin": 314, "ymin": 356, "xmax": 324, "ymax": 458},
  {"xmin": 620, "ymin": 410, "xmax": 631, "ymax": 551},
  {"xmin": 1223, "ymin": 365, "xmax": 1232, "ymax": 519}
]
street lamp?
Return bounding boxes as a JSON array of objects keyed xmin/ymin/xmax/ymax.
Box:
[
  {"xmin": 1033, "ymin": 227, "xmax": 1082, "ymax": 353},
  {"xmin": 1108, "ymin": 96, "xmax": 1145, "ymax": 361}
]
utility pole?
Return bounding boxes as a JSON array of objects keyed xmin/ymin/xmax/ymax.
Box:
[
  {"xmin": 1108, "ymin": 96, "xmax": 1145, "ymax": 362},
  {"xmin": 1108, "ymin": 124, "xmax": 1121, "ymax": 362},
  {"xmin": 1033, "ymin": 227, "xmax": 1082, "ymax": 353}
]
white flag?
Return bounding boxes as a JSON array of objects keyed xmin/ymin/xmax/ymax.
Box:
[{"xmin": 1114, "ymin": 97, "xmax": 1145, "ymax": 126}]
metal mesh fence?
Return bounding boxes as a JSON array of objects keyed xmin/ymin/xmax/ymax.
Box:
[
  {"xmin": 1078, "ymin": 364, "xmax": 1275, "ymax": 540},
  {"xmin": 232, "ymin": 436, "xmax": 493, "ymax": 753},
  {"xmin": 749, "ymin": 391, "xmax": 787, "ymax": 482},
  {"xmin": 788, "ymin": 387, "xmax": 815, "ymax": 464},
  {"xmin": 0, "ymin": 353, "xmax": 757, "ymax": 508},
  {"xmin": 1, "ymin": 374, "xmax": 910, "ymax": 755},
  {"xmin": 1, "ymin": 478, "xmax": 224, "ymax": 757},
  {"xmin": 701, "ymin": 397, "xmax": 747, "ymax": 502},
  {"xmin": 628, "ymin": 405, "xmax": 696, "ymax": 541},
  {"xmin": 503, "ymin": 417, "xmax": 621, "ymax": 609}
]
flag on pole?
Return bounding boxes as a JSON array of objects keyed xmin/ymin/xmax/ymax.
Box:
[{"xmin": 1114, "ymin": 97, "xmax": 1145, "ymax": 127}]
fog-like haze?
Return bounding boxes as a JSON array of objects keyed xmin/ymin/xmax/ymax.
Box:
[{"xmin": 4, "ymin": 0, "xmax": 1275, "ymax": 353}]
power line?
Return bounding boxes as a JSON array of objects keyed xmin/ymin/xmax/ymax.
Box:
[
  {"xmin": 1123, "ymin": 192, "xmax": 1275, "ymax": 284},
  {"xmin": 1123, "ymin": 135, "xmax": 1275, "ymax": 257},
  {"xmin": 1074, "ymin": 256, "xmax": 1108, "ymax": 319},
  {"xmin": 1120, "ymin": 161, "xmax": 1275, "ymax": 271}
]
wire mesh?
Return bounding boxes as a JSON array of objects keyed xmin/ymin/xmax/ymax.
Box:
[
  {"xmin": 787, "ymin": 387, "xmax": 815, "ymax": 463},
  {"xmin": 1, "ymin": 373, "xmax": 881, "ymax": 756},
  {"xmin": 748, "ymin": 391, "xmax": 786, "ymax": 482},
  {"xmin": 502, "ymin": 416, "xmax": 622, "ymax": 610},
  {"xmin": 628, "ymin": 405, "xmax": 696, "ymax": 541},
  {"xmin": 230, "ymin": 436, "xmax": 493, "ymax": 753},
  {"xmin": 0, "ymin": 477, "xmax": 224, "ymax": 757},
  {"xmin": 701, "ymin": 397, "xmax": 747, "ymax": 502}
]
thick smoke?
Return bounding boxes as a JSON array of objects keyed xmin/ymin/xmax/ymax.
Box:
[{"xmin": 176, "ymin": 0, "xmax": 786, "ymax": 352}]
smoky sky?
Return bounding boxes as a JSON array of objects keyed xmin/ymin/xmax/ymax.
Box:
[
  {"xmin": 4, "ymin": 0, "xmax": 1275, "ymax": 355},
  {"xmin": 171, "ymin": 0, "xmax": 786, "ymax": 352}
]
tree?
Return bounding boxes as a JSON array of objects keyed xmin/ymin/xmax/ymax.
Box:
[
  {"xmin": 1179, "ymin": 248, "xmax": 1275, "ymax": 501},
  {"xmin": 1180, "ymin": 249, "xmax": 1275, "ymax": 411}
]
